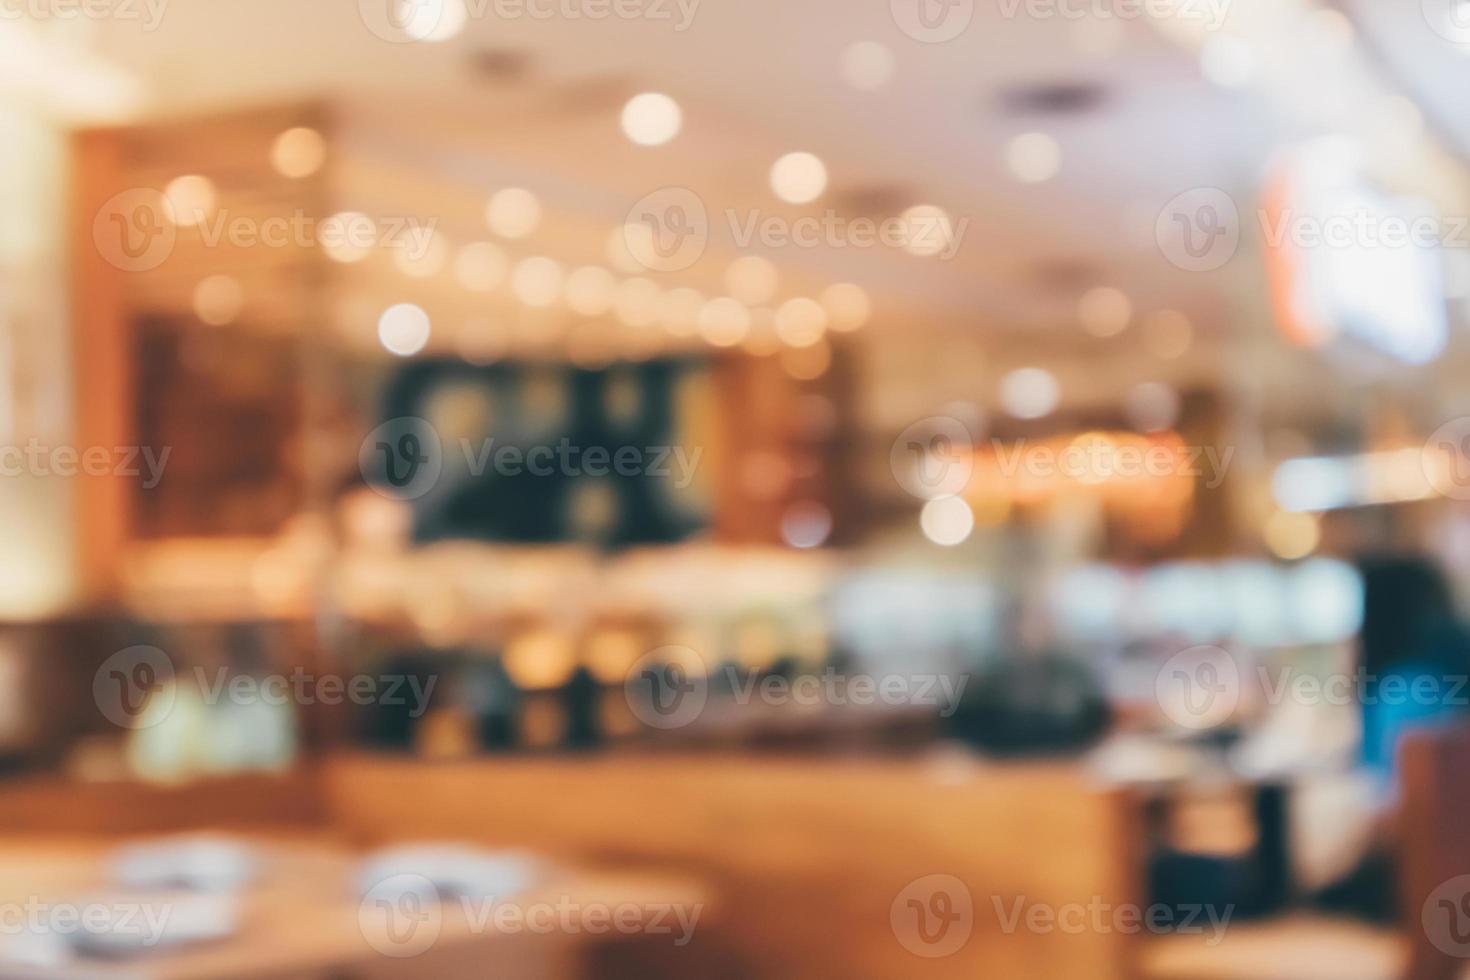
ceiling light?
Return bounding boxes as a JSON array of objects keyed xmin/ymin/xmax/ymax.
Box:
[
  {"xmin": 775, "ymin": 297, "xmax": 828, "ymax": 347},
  {"xmin": 453, "ymin": 242, "xmax": 508, "ymax": 291},
  {"xmin": 1078, "ymin": 286, "xmax": 1132, "ymax": 337},
  {"xmin": 621, "ymin": 92, "xmax": 683, "ymax": 146},
  {"xmin": 724, "ymin": 256, "xmax": 779, "ymax": 304},
  {"xmin": 821, "ymin": 283, "xmax": 871, "ymax": 331},
  {"xmin": 401, "ymin": 0, "xmax": 467, "ymax": 42},
  {"xmin": 899, "ymin": 205, "xmax": 955, "ymax": 257},
  {"xmin": 192, "ymin": 276, "xmax": 243, "ymax": 326},
  {"xmin": 485, "ymin": 188, "xmax": 541, "ymax": 239},
  {"xmin": 614, "ymin": 277, "xmax": 662, "ymax": 326},
  {"xmin": 699, "ymin": 297, "xmax": 751, "ymax": 347},
  {"xmin": 163, "ymin": 175, "xmax": 215, "ymax": 227},
  {"xmin": 770, "ymin": 152, "xmax": 828, "ymax": 204},
  {"xmin": 378, "ymin": 303, "xmax": 431, "ymax": 356},
  {"xmin": 321, "ymin": 211, "xmax": 374, "ymax": 263},
  {"xmin": 565, "ymin": 265, "xmax": 617, "ymax": 316},
  {"xmin": 510, "ymin": 256, "xmax": 563, "ymax": 307},
  {"xmin": 270, "ymin": 127, "xmax": 326, "ymax": 179},
  {"xmin": 659, "ymin": 287, "xmax": 704, "ymax": 336},
  {"xmin": 921, "ymin": 496, "xmax": 974, "ymax": 546},
  {"xmin": 999, "ymin": 367, "xmax": 1060, "ymax": 419}
]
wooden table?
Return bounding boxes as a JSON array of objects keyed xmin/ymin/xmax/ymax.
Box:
[{"xmin": 0, "ymin": 838, "xmax": 705, "ymax": 980}]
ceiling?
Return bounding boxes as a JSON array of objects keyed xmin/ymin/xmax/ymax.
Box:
[{"xmin": 8, "ymin": 0, "xmax": 1469, "ymax": 425}]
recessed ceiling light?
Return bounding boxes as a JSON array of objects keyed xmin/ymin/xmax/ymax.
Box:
[
  {"xmin": 621, "ymin": 92, "xmax": 682, "ymax": 146},
  {"xmin": 770, "ymin": 152, "xmax": 828, "ymax": 204}
]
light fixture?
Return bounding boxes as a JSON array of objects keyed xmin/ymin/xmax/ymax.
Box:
[
  {"xmin": 821, "ymin": 283, "xmax": 871, "ymax": 331},
  {"xmin": 899, "ymin": 205, "xmax": 954, "ymax": 257},
  {"xmin": 920, "ymin": 496, "xmax": 974, "ymax": 546},
  {"xmin": 321, "ymin": 211, "xmax": 374, "ymax": 263},
  {"xmin": 659, "ymin": 286, "xmax": 704, "ymax": 336},
  {"xmin": 565, "ymin": 265, "xmax": 618, "ymax": 316},
  {"xmin": 453, "ymin": 242, "xmax": 508, "ymax": 291},
  {"xmin": 1078, "ymin": 286, "xmax": 1132, "ymax": 337},
  {"xmin": 698, "ymin": 297, "xmax": 751, "ymax": 347},
  {"xmin": 163, "ymin": 175, "xmax": 215, "ymax": 227},
  {"xmin": 614, "ymin": 277, "xmax": 662, "ymax": 326},
  {"xmin": 621, "ymin": 92, "xmax": 682, "ymax": 146},
  {"xmin": 270, "ymin": 127, "xmax": 326, "ymax": 178},
  {"xmin": 775, "ymin": 297, "xmax": 827, "ymax": 347},
  {"xmin": 999, "ymin": 367, "xmax": 1060, "ymax": 419},
  {"xmin": 510, "ymin": 256, "xmax": 563, "ymax": 307},
  {"xmin": 1265, "ymin": 510, "xmax": 1320, "ymax": 561},
  {"xmin": 401, "ymin": 0, "xmax": 467, "ymax": 42},
  {"xmin": 392, "ymin": 231, "xmax": 449, "ymax": 278},
  {"xmin": 724, "ymin": 256, "xmax": 779, "ymax": 304},
  {"xmin": 485, "ymin": 188, "xmax": 541, "ymax": 239},
  {"xmin": 192, "ymin": 275, "xmax": 243, "ymax": 326},
  {"xmin": 378, "ymin": 303, "xmax": 431, "ymax": 356},
  {"xmin": 769, "ymin": 152, "xmax": 828, "ymax": 204}
]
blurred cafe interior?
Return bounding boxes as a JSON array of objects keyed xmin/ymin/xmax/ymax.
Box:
[{"xmin": 6, "ymin": 0, "xmax": 1470, "ymax": 977}]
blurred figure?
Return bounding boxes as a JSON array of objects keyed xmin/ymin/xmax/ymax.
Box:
[{"xmin": 1357, "ymin": 555, "xmax": 1470, "ymax": 787}]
